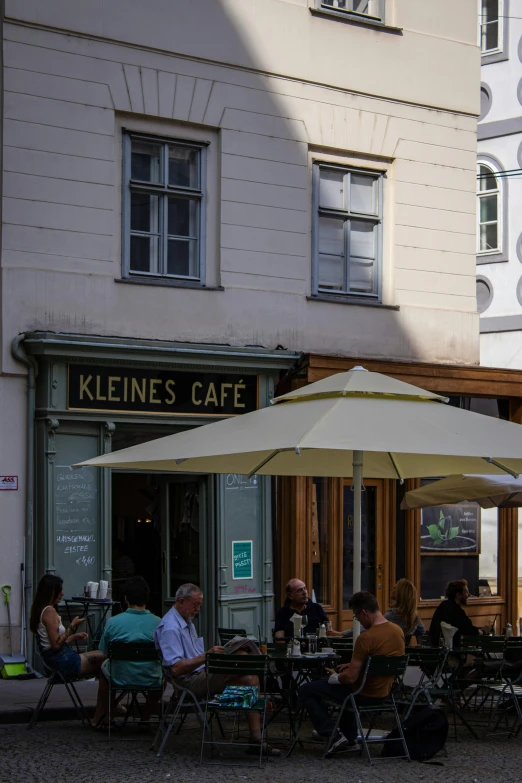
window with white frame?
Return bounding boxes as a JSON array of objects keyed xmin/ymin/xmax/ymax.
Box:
[
  {"xmin": 479, "ymin": 0, "xmax": 502, "ymax": 54},
  {"xmin": 123, "ymin": 133, "xmax": 206, "ymax": 283},
  {"xmin": 313, "ymin": 164, "xmax": 382, "ymax": 299},
  {"xmin": 477, "ymin": 163, "xmax": 500, "ymax": 255},
  {"xmin": 319, "ymin": 0, "xmax": 383, "ymax": 21}
]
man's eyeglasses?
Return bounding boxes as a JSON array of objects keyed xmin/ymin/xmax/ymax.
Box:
[{"xmin": 352, "ymin": 609, "xmax": 363, "ymax": 619}]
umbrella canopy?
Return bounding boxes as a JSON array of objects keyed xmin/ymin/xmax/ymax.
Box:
[
  {"xmin": 75, "ymin": 367, "xmax": 522, "ymax": 479},
  {"xmin": 401, "ymin": 474, "xmax": 522, "ymax": 510},
  {"xmin": 75, "ymin": 366, "xmax": 522, "ymax": 637}
]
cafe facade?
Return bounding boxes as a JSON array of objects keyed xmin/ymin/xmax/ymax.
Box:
[
  {"xmin": 22, "ymin": 331, "xmax": 299, "ymax": 647},
  {"xmin": 275, "ymin": 354, "xmax": 522, "ymax": 637}
]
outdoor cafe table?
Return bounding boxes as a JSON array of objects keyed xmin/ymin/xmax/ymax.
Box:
[
  {"xmin": 265, "ymin": 648, "xmax": 341, "ymax": 736},
  {"xmin": 67, "ymin": 596, "xmax": 119, "ymax": 646}
]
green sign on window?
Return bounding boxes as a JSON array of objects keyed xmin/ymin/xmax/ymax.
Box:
[{"xmin": 232, "ymin": 540, "xmax": 253, "ymax": 580}]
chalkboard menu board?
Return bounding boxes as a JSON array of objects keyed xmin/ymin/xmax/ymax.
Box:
[{"xmin": 53, "ymin": 462, "xmax": 99, "ymax": 594}]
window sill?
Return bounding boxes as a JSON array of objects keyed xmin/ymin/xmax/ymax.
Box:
[
  {"xmin": 116, "ymin": 276, "xmax": 224, "ymax": 291},
  {"xmin": 476, "ymin": 253, "xmax": 508, "ymax": 265},
  {"xmin": 310, "ymin": 7, "xmax": 403, "ymax": 34},
  {"xmin": 307, "ymin": 294, "xmax": 399, "ymax": 310}
]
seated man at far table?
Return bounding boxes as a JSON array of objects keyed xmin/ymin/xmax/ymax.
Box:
[
  {"xmin": 274, "ymin": 578, "xmax": 329, "ymax": 640},
  {"xmin": 93, "ymin": 576, "xmax": 163, "ymax": 727},
  {"xmin": 154, "ymin": 582, "xmax": 280, "ymax": 757},
  {"xmin": 298, "ymin": 591, "xmax": 405, "ymax": 755},
  {"xmin": 429, "ymin": 579, "xmax": 488, "ymax": 648}
]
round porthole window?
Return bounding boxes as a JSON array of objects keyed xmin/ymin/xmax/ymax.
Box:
[
  {"xmin": 480, "ymin": 84, "xmax": 492, "ymax": 120},
  {"xmin": 517, "ymin": 277, "xmax": 522, "ymax": 307},
  {"xmin": 476, "ymin": 277, "xmax": 493, "ymax": 314}
]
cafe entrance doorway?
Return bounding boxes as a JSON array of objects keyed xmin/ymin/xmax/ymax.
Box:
[{"xmin": 111, "ymin": 472, "xmax": 205, "ymax": 621}]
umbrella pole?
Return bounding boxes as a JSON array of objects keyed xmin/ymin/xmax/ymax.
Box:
[{"xmin": 352, "ymin": 450, "xmax": 363, "ymax": 641}]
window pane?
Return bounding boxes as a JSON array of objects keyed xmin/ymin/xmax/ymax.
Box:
[
  {"xmin": 318, "ymin": 255, "xmax": 344, "ymax": 290},
  {"xmin": 349, "ymin": 258, "xmax": 374, "ymax": 293},
  {"xmin": 167, "ymin": 238, "xmax": 199, "ymax": 278},
  {"xmin": 131, "ymin": 140, "xmax": 162, "ymax": 183},
  {"xmin": 131, "ymin": 193, "xmax": 160, "ymax": 233},
  {"xmin": 312, "ymin": 478, "xmax": 330, "ymax": 606},
  {"xmin": 484, "ymin": 20, "xmax": 499, "ymax": 51},
  {"xmin": 169, "ymin": 146, "xmax": 199, "ymax": 188},
  {"xmin": 353, "ymin": 0, "xmax": 371, "ymax": 14},
  {"xmin": 350, "ymin": 220, "xmax": 375, "ymax": 258},
  {"xmin": 130, "ymin": 235, "xmax": 159, "ymax": 273},
  {"xmin": 351, "ymin": 174, "xmax": 375, "ymax": 214},
  {"xmin": 343, "ymin": 484, "xmax": 377, "ymax": 609},
  {"xmin": 319, "ymin": 215, "xmax": 344, "ymax": 256},
  {"xmin": 480, "ymin": 194, "xmax": 497, "ymax": 224},
  {"xmin": 480, "ymin": 223, "xmax": 498, "ymax": 252},
  {"xmin": 319, "ymin": 168, "xmax": 345, "ymax": 210},
  {"xmin": 483, "ymin": 0, "xmax": 499, "ymax": 23},
  {"xmin": 322, "ymin": 0, "xmax": 347, "ymax": 8},
  {"xmin": 478, "ymin": 165, "xmax": 497, "ymax": 192},
  {"xmin": 168, "ymin": 198, "xmax": 199, "ymax": 237}
]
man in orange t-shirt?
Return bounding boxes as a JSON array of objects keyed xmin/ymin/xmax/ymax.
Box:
[{"xmin": 298, "ymin": 591, "xmax": 404, "ymax": 755}]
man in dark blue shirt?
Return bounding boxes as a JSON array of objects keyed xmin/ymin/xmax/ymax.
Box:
[{"xmin": 274, "ymin": 578, "xmax": 328, "ymax": 639}]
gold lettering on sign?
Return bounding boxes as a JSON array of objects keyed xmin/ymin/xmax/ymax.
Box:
[
  {"xmin": 150, "ymin": 378, "xmax": 161, "ymax": 404},
  {"xmin": 192, "ymin": 382, "xmax": 202, "ymax": 406},
  {"xmin": 95, "ymin": 376, "xmax": 107, "ymax": 401},
  {"xmin": 220, "ymin": 383, "xmax": 233, "ymax": 408},
  {"xmin": 205, "ymin": 383, "xmax": 218, "ymax": 407},
  {"xmin": 234, "ymin": 380, "xmax": 246, "ymax": 409},
  {"xmin": 79, "ymin": 375, "xmax": 94, "ymax": 401},
  {"xmin": 123, "ymin": 377, "xmax": 129, "ymax": 402},
  {"xmin": 108, "ymin": 377, "xmax": 120, "ymax": 402},
  {"xmin": 131, "ymin": 378, "xmax": 146, "ymax": 404},
  {"xmin": 165, "ymin": 380, "xmax": 176, "ymax": 405}
]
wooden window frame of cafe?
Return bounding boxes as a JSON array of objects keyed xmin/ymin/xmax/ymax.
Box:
[{"xmin": 276, "ymin": 476, "xmax": 396, "ymax": 632}]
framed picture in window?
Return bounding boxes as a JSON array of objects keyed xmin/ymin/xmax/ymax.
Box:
[{"xmin": 420, "ymin": 502, "xmax": 481, "ymax": 556}]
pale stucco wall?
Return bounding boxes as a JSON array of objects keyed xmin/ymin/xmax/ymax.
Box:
[{"xmin": 2, "ymin": 0, "xmax": 480, "ymax": 371}]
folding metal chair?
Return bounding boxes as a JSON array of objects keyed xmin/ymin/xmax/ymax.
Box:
[
  {"xmin": 200, "ymin": 652, "xmax": 269, "ymax": 767},
  {"xmin": 27, "ymin": 640, "xmax": 90, "ymax": 729},
  {"xmin": 396, "ymin": 646, "xmax": 449, "ymax": 719},
  {"xmin": 218, "ymin": 628, "xmax": 247, "ymax": 645},
  {"xmin": 153, "ymin": 674, "xmax": 215, "ymax": 757},
  {"xmin": 464, "ymin": 637, "xmax": 522, "ymax": 739},
  {"xmin": 321, "ymin": 655, "xmax": 410, "ymax": 764},
  {"xmin": 106, "ymin": 641, "xmax": 163, "ymax": 739}
]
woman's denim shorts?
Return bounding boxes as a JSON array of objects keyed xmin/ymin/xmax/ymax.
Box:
[{"xmin": 42, "ymin": 643, "xmax": 82, "ymax": 678}]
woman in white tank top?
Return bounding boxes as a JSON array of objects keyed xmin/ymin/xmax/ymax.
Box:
[{"xmin": 30, "ymin": 574, "xmax": 105, "ymax": 683}]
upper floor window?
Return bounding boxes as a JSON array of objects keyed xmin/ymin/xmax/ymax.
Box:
[
  {"xmin": 312, "ymin": 164, "xmax": 382, "ymax": 300},
  {"xmin": 477, "ymin": 163, "xmax": 500, "ymax": 255},
  {"xmin": 480, "ymin": 0, "xmax": 502, "ymax": 54},
  {"xmin": 123, "ymin": 133, "xmax": 206, "ymax": 284},
  {"xmin": 319, "ymin": 0, "xmax": 384, "ymax": 21}
]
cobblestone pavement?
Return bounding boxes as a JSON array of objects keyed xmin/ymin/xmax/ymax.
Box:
[{"xmin": 1, "ymin": 714, "xmax": 522, "ymax": 783}]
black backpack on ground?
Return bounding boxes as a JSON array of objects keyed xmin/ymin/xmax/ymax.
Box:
[{"xmin": 381, "ymin": 707, "xmax": 448, "ymax": 760}]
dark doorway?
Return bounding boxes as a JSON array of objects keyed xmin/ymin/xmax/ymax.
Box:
[{"xmin": 112, "ymin": 472, "xmax": 162, "ymax": 616}]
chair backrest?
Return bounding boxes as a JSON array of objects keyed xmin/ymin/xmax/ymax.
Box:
[
  {"xmin": 206, "ymin": 652, "xmax": 267, "ymax": 677},
  {"xmin": 366, "ymin": 654, "xmax": 409, "ymax": 678},
  {"xmin": 504, "ymin": 638, "xmax": 522, "ymax": 663},
  {"xmin": 218, "ymin": 627, "xmax": 247, "ymax": 645},
  {"xmin": 330, "ymin": 638, "xmax": 353, "ymax": 648},
  {"xmin": 461, "ymin": 635, "xmax": 504, "ymax": 652},
  {"xmin": 405, "ymin": 646, "xmax": 447, "ymax": 669},
  {"xmin": 108, "ymin": 641, "xmax": 160, "ymax": 662}
]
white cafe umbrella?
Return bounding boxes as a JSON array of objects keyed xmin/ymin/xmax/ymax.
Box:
[
  {"xmin": 401, "ymin": 473, "xmax": 522, "ymax": 510},
  {"xmin": 75, "ymin": 366, "xmax": 522, "ymax": 637}
]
